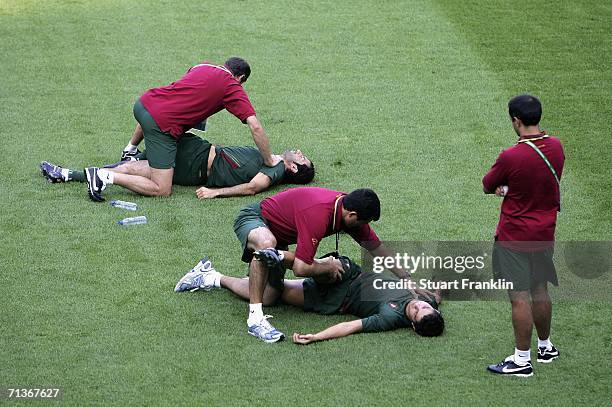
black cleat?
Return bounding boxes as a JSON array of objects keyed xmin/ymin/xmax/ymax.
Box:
[
  {"xmin": 487, "ymin": 356, "xmax": 533, "ymax": 377},
  {"xmin": 40, "ymin": 161, "xmax": 65, "ymax": 183},
  {"xmin": 537, "ymin": 346, "xmax": 560, "ymax": 363},
  {"xmin": 85, "ymin": 167, "xmax": 106, "ymax": 202}
]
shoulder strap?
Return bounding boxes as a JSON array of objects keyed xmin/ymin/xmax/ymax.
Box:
[
  {"xmin": 522, "ymin": 140, "xmax": 560, "ymax": 185},
  {"xmin": 332, "ymin": 195, "xmax": 344, "ymax": 256},
  {"xmin": 522, "ymin": 140, "xmax": 561, "ymax": 212}
]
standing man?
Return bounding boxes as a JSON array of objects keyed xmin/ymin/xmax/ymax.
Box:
[
  {"xmin": 230, "ymin": 187, "xmax": 431, "ymax": 343},
  {"xmin": 483, "ymin": 95, "xmax": 565, "ymax": 377},
  {"xmin": 85, "ymin": 57, "xmax": 280, "ymax": 201}
]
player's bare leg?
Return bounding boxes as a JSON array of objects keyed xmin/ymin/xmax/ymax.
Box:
[
  {"xmin": 280, "ymin": 279, "xmax": 305, "ymax": 307},
  {"xmin": 531, "ymin": 281, "xmax": 559, "ymax": 362},
  {"xmin": 107, "ymin": 160, "xmax": 152, "ymax": 178},
  {"xmin": 246, "ymin": 227, "xmax": 279, "ymax": 305},
  {"xmin": 244, "ymin": 227, "xmax": 284, "ymax": 342},
  {"xmin": 220, "ymin": 276, "xmax": 281, "ymax": 306},
  {"xmin": 111, "ymin": 167, "xmax": 173, "ymax": 197},
  {"xmin": 510, "ymin": 290, "xmax": 534, "ymax": 352},
  {"xmin": 531, "ymin": 283, "xmax": 551, "ymax": 340},
  {"xmin": 487, "ymin": 290, "xmax": 535, "ymax": 376}
]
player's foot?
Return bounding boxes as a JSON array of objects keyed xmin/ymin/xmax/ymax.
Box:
[
  {"xmin": 487, "ymin": 355, "xmax": 533, "ymax": 377},
  {"xmin": 121, "ymin": 148, "xmax": 142, "ymax": 161},
  {"xmin": 174, "ymin": 257, "xmax": 220, "ymax": 292},
  {"xmin": 40, "ymin": 161, "xmax": 65, "ymax": 183},
  {"xmin": 248, "ymin": 316, "xmax": 285, "ymax": 343},
  {"xmin": 253, "ymin": 248, "xmax": 282, "ymax": 270},
  {"xmin": 537, "ymin": 345, "xmax": 560, "ymax": 363},
  {"xmin": 85, "ymin": 167, "xmax": 106, "ymax": 202}
]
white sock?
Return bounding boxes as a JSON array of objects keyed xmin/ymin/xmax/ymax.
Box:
[
  {"xmin": 514, "ymin": 348, "xmax": 531, "ymax": 365},
  {"xmin": 538, "ymin": 337, "xmax": 552, "ymax": 350},
  {"xmin": 247, "ymin": 303, "xmax": 263, "ymax": 325},
  {"xmin": 213, "ymin": 273, "xmax": 221, "ymax": 288},
  {"xmin": 61, "ymin": 168, "xmax": 70, "ymax": 181},
  {"xmin": 124, "ymin": 143, "xmax": 138, "ymax": 153},
  {"xmin": 97, "ymin": 169, "xmax": 114, "ymax": 184}
]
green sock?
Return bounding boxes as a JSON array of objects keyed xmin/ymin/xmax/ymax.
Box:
[{"xmin": 68, "ymin": 169, "xmax": 86, "ymax": 182}]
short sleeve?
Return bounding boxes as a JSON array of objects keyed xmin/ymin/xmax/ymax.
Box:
[
  {"xmin": 361, "ymin": 305, "xmax": 410, "ymax": 333},
  {"xmin": 349, "ymin": 224, "xmax": 381, "ymax": 251},
  {"xmin": 294, "ymin": 211, "xmax": 327, "ymax": 265},
  {"xmin": 482, "ymin": 151, "xmax": 510, "ymax": 192},
  {"xmin": 223, "ymin": 82, "xmax": 256, "ymax": 123},
  {"xmin": 361, "ymin": 313, "xmax": 396, "ymax": 333},
  {"xmin": 258, "ymin": 162, "xmax": 285, "ymax": 186}
]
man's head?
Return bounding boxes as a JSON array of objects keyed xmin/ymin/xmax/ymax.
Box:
[
  {"xmin": 508, "ymin": 94, "xmax": 542, "ymax": 135},
  {"xmin": 282, "ymin": 150, "xmax": 315, "ymax": 184},
  {"xmin": 225, "ymin": 57, "xmax": 251, "ymax": 84},
  {"xmin": 406, "ymin": 300, "xmax": 445, "ymax": 337},
  {"xmin": 341, "ymin": 188, "xmax": 380, "ymax": 231}
]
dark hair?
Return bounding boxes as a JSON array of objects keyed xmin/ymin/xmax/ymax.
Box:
[
  {"xmin": 413, "ymin": 311, "xmax": 445, "ymax": 337},
  {"xmin": 225, "ymin": 57, "xmax": 251, "ymax": 82},
  {"xmin": 508, "ymin": 94, "xmax": 542, "ymax": 126},
  {"xmin": 284, "ymin": 162, "xmax": 315, "ymax": 185},
  {"xmin": 343, "ymin": 189, "xmax": 380, "ymax": 221}
]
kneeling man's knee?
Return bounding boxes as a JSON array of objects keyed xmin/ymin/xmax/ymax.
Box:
[{"xmin": 248, "ymin": 228, "xmax": 277, "ymax": 250}]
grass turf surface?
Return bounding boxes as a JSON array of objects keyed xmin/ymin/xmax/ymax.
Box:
[{"xmin": 1, "ymin": 0, "xmax": 611, "ymax": 405}]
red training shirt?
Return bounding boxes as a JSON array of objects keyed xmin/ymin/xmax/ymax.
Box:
[
  {"xmin": 140, "ymin": 62, "xmax": 256, "ymax": 138},
  {"xmin": 260, "ymin": 187, "xmax": 381, "ymax": 265},
  {"xmin": 482, "ymin": 134, "xmax": 565, "ymax": 248}
]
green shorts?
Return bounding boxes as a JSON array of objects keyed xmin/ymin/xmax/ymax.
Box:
[
  {"xmin": 492, "ymin": 243, "xmax": 558, "ymax": 292},
  {"xmin": 233, "ymin": 202, "xmax": 286, "ymax": 290},
  {"xmin": 303, "ymin": 260, "xmax": 361, "ymax": 314},
  {"xmin": 303, "ymin": 278, "xmax": 350, "ymax": 315},
  {"xmin": 172, "ymin": 135, "xmax": 211, "ymax": 186},
  {"xmin": 139, "ymin": 134, "xmax": 211, "ymax": 185},
  {"xmin": 134, "ymin": 99, "xmax": 177, "ymax": 170}
]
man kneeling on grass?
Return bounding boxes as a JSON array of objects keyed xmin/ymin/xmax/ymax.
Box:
[
  {"xmin": 174, "ymin": 253, "xmax": 444, "ymax": 342},
  {"xmin": 40, "ymin": 131, "xmax": 314, "ymax": 201}
]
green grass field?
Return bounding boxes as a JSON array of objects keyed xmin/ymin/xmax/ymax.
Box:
[{"xmin": 1, "ymin": 0, "xmax": 611, "ymax": 405}]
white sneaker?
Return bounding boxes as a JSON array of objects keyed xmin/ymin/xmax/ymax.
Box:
[
  {"xmin": 174, "ymin": 257, "xmax": 220, "ymax": 292},
  {"xmin": 248, "ymin": 315, "xmax": 285, "ymax": 343}
]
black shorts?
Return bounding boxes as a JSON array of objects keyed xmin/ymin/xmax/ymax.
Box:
[{"xmin": 492, "ymin": 242, "xmax": 558, "ymax": 292}]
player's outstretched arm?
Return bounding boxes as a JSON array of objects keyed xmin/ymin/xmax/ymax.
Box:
[
  {"xmin": 293, "ymin": 257, "xmax": 344, "ymax": 283},
  {"xmin": 130, "ymin": 123, "xmax": 144, "ymax": 146},
  {"xmin": 246, "ymin": 116, "xmax": 280, "ymax": 167},
  {"xmin": 292, "ymin": 319, "xmax": 363, "ymax": 345},
  {"xmin": 195, "ymin": 173, "xmax": 272, "ymax": 199}
]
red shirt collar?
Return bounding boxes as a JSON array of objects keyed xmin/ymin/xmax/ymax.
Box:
[{"xmin": 518, "ymin": 131, "xmax": 548, "ymax": 142}]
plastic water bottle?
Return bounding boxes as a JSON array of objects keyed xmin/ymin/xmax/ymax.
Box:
[
  {"xmin": 110, "ymin": 200, "xmax": 138, "ymax": 211},
  {"xmin": 117, "ymin": 216, "xmax": 147, "ymax": 226}
]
